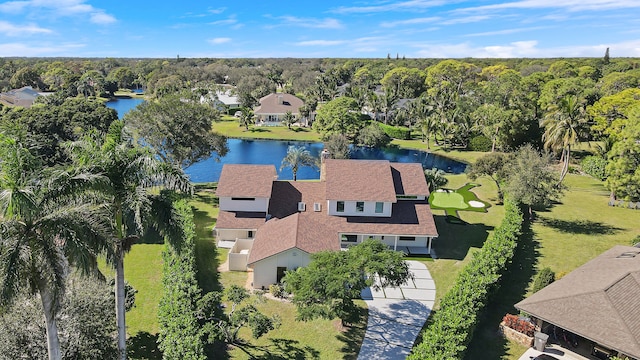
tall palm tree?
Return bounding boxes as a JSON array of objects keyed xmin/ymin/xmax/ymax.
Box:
[
  {"xmin": 381, "ymin": 89, "xmax": 398, "ymax": 125},
  {"xmin": 541, "ymin": 94, "xmax": 587, "ymax": 184},
  {"xmin": 280, "ymin": 145, "xmax": 317, "ymax": 181},
  {"xmin": 66, "ymin": 121, "xmax": 191, "ymax": 360},
  {"xmin": 239, "ymin": 108, "xmax": 255, "ymax": 130},
  {"xmin": 0, "ymin": 135, "xmax": 110, "ymax": 360}
]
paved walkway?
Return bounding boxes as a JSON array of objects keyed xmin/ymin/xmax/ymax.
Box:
[{"xmin": 357, "ymin": 260, "xmax": 435, "ymax": 360}]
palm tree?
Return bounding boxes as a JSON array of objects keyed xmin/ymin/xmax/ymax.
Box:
[
  {"xmin": 282, "ymin": 111, "xmax": 296, "ymax": 130},
  {"xmin": 541, "ymin": 94, "xmax": 587, "ymax": 184},
  {"xmin": 239, "ymin": 108, "xmax": 255, "ymax": 130},
  {"xmin": 366, "ymin": 91, "xmax": 382, "ymax": 121},
  {"xmin": 0, "ymin": 135, "xmax": 110, "ymax": 360},
  {"xmin": 280, "ymin": 145, "xmax": 317, "ymax": 181},
  {"xmin": 381, "ymin": 89, "xmax": 398, "ymax": 125},
  {"xmin": 66, "ymin": 121, "xmax": 191, "ymax": 360}
]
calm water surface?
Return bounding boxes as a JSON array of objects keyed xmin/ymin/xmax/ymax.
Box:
[{"xmin": 106, "ymin": 97, "xmax": 467, "ymax": 182}]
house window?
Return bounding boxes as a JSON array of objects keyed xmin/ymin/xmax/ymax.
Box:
[
  {"xmin": 375, "ymin": 202, "xmax": 384, "ymax": 213},
  {"xmin": 231, "ymin": 197, "xmax": 255, "ymax": 201},
  {"xmin": 247, "ymin": 231, "xmax": 254, "ymax": 238},
  {"xmin": 336, "ymin": 201, "xmax": 345, "ymax": 212},
  {"xmin": 399, "ymin": 236, "xmax": 416, "ymax": 241},
  {"xmin": 356, "ymin": 202, "xmax": 364, "ymax": 212},
  {"xmin": 341, "ymin": 234, "xmax": 358, "ymax": 242}
]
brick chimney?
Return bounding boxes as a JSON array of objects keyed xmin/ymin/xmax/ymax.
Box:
[{"xmin": 320, "ymin": 149, "xmax": 330, "ymax": 181}]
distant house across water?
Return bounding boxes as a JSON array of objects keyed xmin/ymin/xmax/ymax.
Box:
[{"xmin": 0, "ymin": 86, "xmax": 47, "ymax": 108}]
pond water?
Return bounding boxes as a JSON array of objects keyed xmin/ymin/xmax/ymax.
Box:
[{"xmin": 105, "ymin": 97, "xmax": 467, "ymax": 182}]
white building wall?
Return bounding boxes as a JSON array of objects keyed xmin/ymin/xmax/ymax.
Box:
[
  {"xmin": 340, "ymin": 234, "xmax": 429, "ymax": 248},
  {"xmin": 219, "ymin": 197, "xmax": 269, "ymax": 212},
  {"xmin": 327, "ymin": 200, "xmax": 392, "ymax": 217},
  {"xmin": 216, "ymin": 229, "xmax": 255, "ymax": 241},
  {"xmin": 250, "ymin": 249, "xmax": 310, "ymax": 289}
]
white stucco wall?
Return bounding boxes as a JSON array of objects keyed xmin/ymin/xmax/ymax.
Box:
[
  {"xmin": 216, "ymin": 229, "xmax": 255, "ymax": 241},
  {"xmin": 340, "ymin": 234, "xmax": 429, "ymax": 248},
  {"xmin": 250, "ymin": 249, "xmax": 310, "ymax": 289},
  {"xmin": 327, "ymin": 200, "xmax": 392, "ymax": 217},
  {"xmin": 219, "ymin": 197, "xmax": 269, "ymax": 212}
]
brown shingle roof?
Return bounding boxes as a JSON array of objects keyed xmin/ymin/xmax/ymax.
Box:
[
  {"xmin": 325, "ymin": 160, "xmax": 396, "ymax": 202},
  {"xmin": 215, "ymin": 210, "xmax": 266, "ymax": 230},
  {"xmin": 515, "ymin": 245, "xmax": 640, "ymax": 359},
  {"xmin": 254, "ymin": 93, "xmax": 304, "ymax": 115},
  {"xmin": 390, "ymin": 163, "xmax": 430, "ymax": 196},
  {"xmin": 248, "ymin": 179, "xmax": 438, "ymax": 264},
  {"xmin": 216, "ymin": 164, "xmax": 277, "ymax": 198}
]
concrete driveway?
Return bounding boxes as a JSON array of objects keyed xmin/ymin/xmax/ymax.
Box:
[{"xmin": 358, "ymin": 260, "xmax": 435, "ymax": 360}]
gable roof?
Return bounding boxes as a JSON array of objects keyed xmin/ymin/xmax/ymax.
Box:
[
  {"xmin": 248, "ymin": 179, "xmax": 437, "ymax": 264},
  {"xmin": 254, "ymin": 93, "xmax": 304, "ymax": 115},
  {"xmin": 216, "ymin": 164, "xmax": 277, "ymax": 198},
  {"xmin": 515, "ymin": 245, "xmax": 640, "ymax": 358},
  {"xmin": 390, "ymin": 163, "xmax": 430, "ymax": 196},
  {"xmin": 325, "ymin": 159, "xmax": 397, "ymax": 202}
]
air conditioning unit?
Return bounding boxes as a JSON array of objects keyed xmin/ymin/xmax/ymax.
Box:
[
  {"xmin": 314, "ymin": 202, "xmax": 322, "ymax": 212},
  {"xmin": 298, "ymin": 202, "xmax": 306, "ymax": 211}
]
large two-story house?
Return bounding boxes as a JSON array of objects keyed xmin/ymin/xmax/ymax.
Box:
[
  {"xmin": 214, "ymin": 154, "xmax": 438, "ymax": 289},
  {"xmin": 253, "ymin": 93, "xmax": 304, "ymax": 126}
]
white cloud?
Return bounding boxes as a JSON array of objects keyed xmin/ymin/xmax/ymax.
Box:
[
  {"xmin": 465, "ymin": 26, "xmax": 549, "ymax": 37},
  {"xmin": 0, "ymin": 20, "xmax": 52, "ymax": 36},
  {"xmin": 456, "ymin": 0, "xmax": 640, "ymax": 13},
  {"xmin": 208, "ymin": 7, "xmax": 226, "ymax": 14},
  {"xmin": 332, "ymin": 0, "xmax": 455, "ymax": 14},
  {"xmin": 269, "ymin": 16, "xmax": 343, "ymax": 29},
  {"xmin": 209, "ymin": 15, "xmax": 238, "ymax": 26},
  {"xmin": 381, "ymin": 17, "xmax": 441, "ymax": 28},
  {"xmin": 441, "ymin": 15, "xmax": 491, "ymax": 25},
  {"xmin": 90, "ymin": 12, "xmax": 116, "ymax": 24},
  {"xmin": 0, "ymin": 0, "xmax": 116, "ymax": 24},
  {"xmin": 412, "ymin": 39, "xmax": 640, "ymax": 58},
  {"xmin": 208, "ymin": 37, "xmax": 231, "ymax": 44},
  {"xmin": 0, "ymin": 42, "xmax": 84, "ymax": 56}
]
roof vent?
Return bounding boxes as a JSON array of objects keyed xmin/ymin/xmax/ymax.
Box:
[
  {"xmin": 617, "ymin": 251, "xmax": 640, "ymax": 259},
  {"xmin": 298, "ymin": 202, "xmax": 306, "ymax": 212},
  {"xmin": 314, "ymin": 203, "xmax": 322, "ymax": 212}
]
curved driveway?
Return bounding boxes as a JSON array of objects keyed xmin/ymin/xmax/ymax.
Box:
[{"xmin": 358, "ymin": 260, "xmax": 436, "ymax": 360}]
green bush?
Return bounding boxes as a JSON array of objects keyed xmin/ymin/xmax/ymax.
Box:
[
  {"xmin": 269, "ymin": 284, "xmax": 285, "ymax": 298},
  {"xmin": 581, "ymin": 155, "xmax": 607, "ymax": 180},
  {"xmin": 409, "ymin": 198, "xmax": 523, "ymax": 360},
  {"xmin": 377, "ymin": 122, "xmax": 411, "ymax": 140},
  {"xmin": 531, "ymin": 267, "xmax": 555, "ymax": 293},
  {"xmin": 468, "ymin": 135, "xmax": 492, "ymax": 152},
  {"xmin": 158, "ymin": 200, "xmax": 206, "ymax": 360}
]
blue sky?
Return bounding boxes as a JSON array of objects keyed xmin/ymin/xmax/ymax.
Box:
[{"xmin": 1, "ymin": 0, "xmax": 639, "ymax": 58}]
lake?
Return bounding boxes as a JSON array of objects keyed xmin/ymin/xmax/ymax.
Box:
[{"xmin": 106, "ymin": 97, "xmax": 468, "ymax": 182}]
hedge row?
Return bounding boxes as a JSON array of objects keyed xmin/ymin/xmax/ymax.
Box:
[
  {"xmin": 377, "ymin": 122, "xmax": 412, "ymax": 140},
  {"xmin": 157, "ymin": 200, "xmax": 206, "ymax": 360},
  {"xmin": 409, "ymin": 198, "xmax": 523, "ymax": 360}
]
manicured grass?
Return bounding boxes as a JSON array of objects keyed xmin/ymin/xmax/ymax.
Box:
[
  {"xmin": 463, "ymin": 173, "xmax": 640, "ymax": 360},
  {"xmin": 226, "ymin": 297, "xmax": 368, "ymax": 360},
  {"xmin": 213, "ymin": 119, "xmax": 323, "ymax": 141}
]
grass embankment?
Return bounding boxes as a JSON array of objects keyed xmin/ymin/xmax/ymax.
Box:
[{"xmin": 214, "ymin": 117, "xmax": 322, "ymax": 141}]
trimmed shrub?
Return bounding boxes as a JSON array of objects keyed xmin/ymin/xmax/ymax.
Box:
[
  {"xmin": 531, "ymin": 267, "xmax": 555, "ymax": 293},
  {"xmin": 158, "ymin": 200, "xmax": 206, "ymax": 360},
  {"xmin": 409, "ymin": 198, "xmax": 523, "ymax": 360},
  {"xmin": 269, "ymin": 284, "xmax": 285, "ymax": 298},
  {"xmin": 358, "ymin": 124, "xmax": 391, "ymax": 148},
  {"xmin": 468, "ymin": 135, "xmax": 492, "ymax": 152},
  {"xmin": 581, "ymin": 155, "xmax": 607, "ymax": 180},
  {"xmin": 377, "ymin": 122, "xmax": 411, "ymax": 140}
]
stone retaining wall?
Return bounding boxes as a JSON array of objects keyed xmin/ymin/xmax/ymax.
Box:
[{"xmin": 499, "ymin": 321, "xmax": 534, "ymax": 347}]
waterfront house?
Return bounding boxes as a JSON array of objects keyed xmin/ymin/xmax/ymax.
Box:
[{"xmin": 253, "ymin": 93, "xmax": 304, "ymax": 126}]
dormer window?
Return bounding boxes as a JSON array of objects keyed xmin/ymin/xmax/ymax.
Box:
[
  {"xmin": 336, "ymin": 201, "xmax": 345, "ymax": 212},
  {"xmin": 375, "ymin": 202, "xmax": 384, "ymax": 213},
  {"xmin": 356, "ymin": 202, "xmax": 364, "ymax": 212}
]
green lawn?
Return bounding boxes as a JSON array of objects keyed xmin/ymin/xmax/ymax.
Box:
[{"xmin": 213, "ymin": 119, "xmax": 323, "ymax": 141}]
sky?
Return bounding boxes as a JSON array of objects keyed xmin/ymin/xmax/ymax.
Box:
[{"xmin": 1, "ymin": 0, "xmax": 640, "ymax": 58}]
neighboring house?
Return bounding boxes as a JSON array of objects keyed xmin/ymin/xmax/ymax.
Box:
[
  {"xmin": 200, "ymin": 89, "xmax": 241, "ymax": 113},
  {"xmin": 0, "ymin": 86, "xmax": 41, "ymax": 107},
  {"xmin": 515, "ymin": 245, "xmax": 640, "ymax": 360},
  {"xmin": 214, "ymin": 155, "xmax": 438, "ymax": 289},
  {"xmin": 253, "ymin": 93, "xmax": 304, "ymax": 125}
]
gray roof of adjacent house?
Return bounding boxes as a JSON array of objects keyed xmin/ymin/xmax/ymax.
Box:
[
  {"xmin": 515, "ymin": 245, "xmax": 640, "ymax": 359},
  {"xmin": 254, "ymin": 93, "xmax": 304, "ymax": 115},
  {"xmin": 0, "ymin": 86, "xmax": 41, "ymax": 107}
]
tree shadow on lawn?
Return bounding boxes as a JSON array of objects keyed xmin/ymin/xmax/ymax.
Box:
[
  {"xmin": 433, "ymin": 215, "xmax": 493, "ymax": 261},
  {"xmin": 464, "ymin": 218, "xmax": 539, "ymax": 359},
  {"xmin": 249, "ymin": 128, "xmax": 272, "ymax": 133},
  {"xmin": 233, "ymin": 338, "xmax": 321, "ymax": 360},
  {"xmin": 128, "ymin": 332, "xmax": 162, "ymax": 360},
  {"xmin": 337, "ymin": 305, "xmax": 369, "ymax": 360},
  {"xmin": 537, "ymin": 216, "xmax": 622, "ymax": 235}
]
